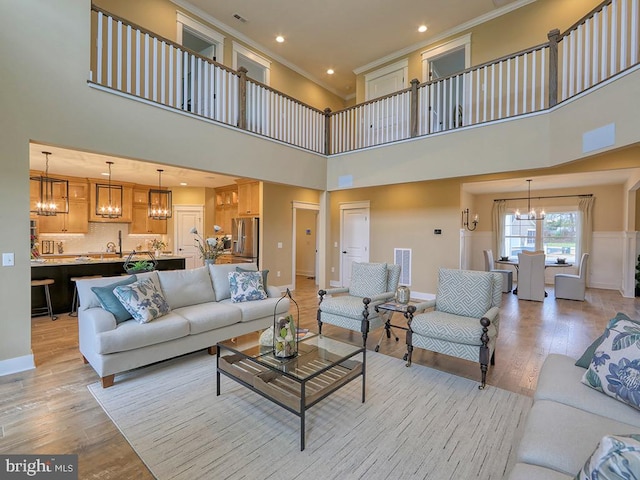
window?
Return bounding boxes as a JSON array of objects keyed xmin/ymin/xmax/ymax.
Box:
[{"xmin": 503, "ymin": 210, "xmax": 578, "ymax": 263}]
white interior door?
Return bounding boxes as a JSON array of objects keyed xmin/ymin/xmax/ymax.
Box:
[
  {"xmin": 174, "ymin": 205, "xmax": 204, "ymax": 269},
  {"xmin": 340, "ymin": 205, "xmax": 370, "ymax": 287}
]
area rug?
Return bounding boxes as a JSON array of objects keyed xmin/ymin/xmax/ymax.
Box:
[{"xmin": 88, "ymin": 350, "xmax": 531, "ymax": 480}]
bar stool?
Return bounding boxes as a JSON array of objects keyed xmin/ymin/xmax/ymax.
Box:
[
  {"xmin": 31, "ymin": 278, "xmax": 57, "ymax": 321},
  {"xmin": 70, "ymin": 275, "xmax": 102, "ymax": 317}
]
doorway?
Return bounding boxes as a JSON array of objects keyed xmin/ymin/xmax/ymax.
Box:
[
  {"xmin": 173, "ymin": 205, "xmax": 204, "ymax": 269},
  {"xmin": 340, "ymin": 202, "xmax": 370, "ymax": 287},
  {"xmin": 291, "ymin": 202, "xmax": 320, "ymax": 291}
]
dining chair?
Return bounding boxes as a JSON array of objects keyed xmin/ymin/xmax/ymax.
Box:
[
  {"xmin": 554, "ymin": 253, "xmax": 589, "ymax": 301},
  {"xmin": 483, "ymin": 249, "xmax": 512, "ymax": 293},
  {"xmin": 517, "ymin": 251, "xmax": 545, "ymax": 301}
]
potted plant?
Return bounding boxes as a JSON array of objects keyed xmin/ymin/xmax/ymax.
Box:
[
  {"xmin": 190, "ymin": 227, "xmax": 225, "ymax": 264},
  {"xmin": 150, "ymin": 238, "xmax": 167, "ymax": 257},
  {"xmin": 123, "ymin": 251, "xmax": 158, "ymax": 274}
]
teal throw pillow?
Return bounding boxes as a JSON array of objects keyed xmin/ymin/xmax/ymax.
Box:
[
  {"xmin": 575, "ymin": 434, "xmax": 640, "ymax": 479},
  {"xmin": 236, "ymin": 266, "xmax": 269, "ymax": 291},
  {"xmin": 581, "ymin": 318, "xmax": 640, "ymax": 410},
  {"xmin": 575, "ymin": 313, "xmax": 637, "ymax": 368},
  {"xmin": 91, "ymin": 275, "xmax": 137, "ymax": 324},
  {"xmin": 113, "ymin": 278, "xmax": 170, "ymax": 324},
  {"xmin": 228, "ymin": 271, "xmax": 267, "ymax": 303}
]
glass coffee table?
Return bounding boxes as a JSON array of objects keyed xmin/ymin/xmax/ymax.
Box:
[{"xmin": 216, "ymin": 332, "xmax": 366, "ymax": 450}]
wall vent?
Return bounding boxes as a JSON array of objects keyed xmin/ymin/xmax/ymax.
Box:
[
  {"xmin": 232, "ymin": 13, "xmax": 248, "ymax": 23},
  {"xmin": 394, "ymin": 248, "xmax": 411, "ymax": 286}
]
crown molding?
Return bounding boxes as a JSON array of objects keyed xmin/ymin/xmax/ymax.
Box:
[
  {"xmin": 170, "ymin": 0, "xmax": 346, "ymax": 99},
  {"xmin": 353, "ymin": 0, "xmax": 536, "ymax": 75}
]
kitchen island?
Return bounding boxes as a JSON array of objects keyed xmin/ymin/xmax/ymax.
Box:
[{"xmin": 31, "ymin": 255, "xmax": 186, "ymax": 315}]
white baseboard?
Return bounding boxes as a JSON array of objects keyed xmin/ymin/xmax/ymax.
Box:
[
  {"xmin": 274, "ymin": 283, "xmax": 294, "ymax": 293},
  {"xmin": 296, "ymin": 270, "xmax": 315, "ymax": 277},
  {"xmin": 0, "ymin": 354, "xmax": 35, "ymax": 377},
  {"xmin": 329, "ymin": 280, "xmax": 341, "ymax": 288},
  {"xmin": 411, "ymin": 291, "xmax": 436, "ymax": 301}
]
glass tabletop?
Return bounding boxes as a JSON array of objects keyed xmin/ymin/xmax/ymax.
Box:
[{"xmin": 218, "ymin": 333, "xmax": 364, "ymax": 381}]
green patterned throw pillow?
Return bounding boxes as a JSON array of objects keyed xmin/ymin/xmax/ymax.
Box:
[{"xmin": 575, "ymin": 434, "xmax": 640, "ymax": 479}]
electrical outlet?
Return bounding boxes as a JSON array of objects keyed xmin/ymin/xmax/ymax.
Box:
[
  {"xmin": 277, "ymin": 271, "xmax": 281, "ymax": 277},
  {"xmin": 334, "ymin": 242, "xmax": 338, "ymax": 248},
  {"xmin": 331, "ymin": 267, "xmax": 335, "ymax": 273},
  {"xmin": 2, "ymin": 253, "xmax": 15, "ymax": 267}
]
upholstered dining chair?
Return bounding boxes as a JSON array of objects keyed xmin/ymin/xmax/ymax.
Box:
[
  {"xmin": 317, "ymin": 262, "xmax": 401, "ymax": 346},
  {"xmin": 517, "ymin": 251, "xmax": 546, "ymax": 301},
  {"xmin": 555, "ymin": 253, "xmax": 589, "ymax": 301},
  {"xmin": 483, "ymin": 249, "xmax": 512, "ymax": 293},
  {"xmin": 406, "ymin": 268, "xmax": 502, "ymax": 389}
]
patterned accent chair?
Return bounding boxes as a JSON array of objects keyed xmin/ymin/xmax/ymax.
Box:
[
  {"xmin": 406, "ymin": 268, "xmax": 502, "ymax": 389},
  {"xmin": 317, "ymin": 262, "xmax": 401, "ymax": 346}
]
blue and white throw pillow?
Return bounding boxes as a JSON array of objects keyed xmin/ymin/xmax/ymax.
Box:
[
  {"xmin": 228, "ymin": 271, "xmax": 267, "ymax": 303},
  {"xmin": 581, "ymin": 319, "xmax": 640, "ymax": 410},
  {"xmin": 576, "ymin": 434, "xmax": 640, "ymax": 479},
  {"xmin": 114, "ymin": 278, "xmax": 170, "ymax": 323}
]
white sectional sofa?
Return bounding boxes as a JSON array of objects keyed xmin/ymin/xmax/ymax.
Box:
[
  {"xmin": 508, "ymin": 353, "xmax": 640, "ymax": 479},
  {"xmin": 76, "ymin": 263, "xmax": 288, "ymax": 387}
]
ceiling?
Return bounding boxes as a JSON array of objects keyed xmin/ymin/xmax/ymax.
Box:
[{"xmin": 177, "ymin": 0, "xmax": 529, "ymax": 97}]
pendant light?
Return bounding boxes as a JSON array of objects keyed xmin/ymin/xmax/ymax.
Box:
[
  {"xmin": 30, "ymin": 151, "xmax": 69, "ymax": 216},
  {"xmin": 95, "ymin": 161, "xmax": 123, "ymax": 218},
  {"xmin": 515, "ymin": 179, "xmax": 545, "ymax": 221},
  {"xmin": 148, "ymin": 169, "xmax": 172, "ymax": 219}
]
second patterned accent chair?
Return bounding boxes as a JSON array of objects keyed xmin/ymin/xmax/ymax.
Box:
[
  {"xmin": 406, "ymin": 268, "xmax": 502, "ymax": 389},
  {"xmin": 317, "ymin": 262, "xmax": 401, "ymax": 346}
]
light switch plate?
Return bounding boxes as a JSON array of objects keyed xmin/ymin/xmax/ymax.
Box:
[
  {"xmin": 277, "ymin": 242, "xmax": 283, "ymax": 249},
  {"xmin": 2, "ymin": 253, "xmax": 15, "ymax": 266}
]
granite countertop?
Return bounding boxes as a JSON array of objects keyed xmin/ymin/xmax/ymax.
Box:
[{"xmin": 31, "ymin": 254, "xmax": 186, "ymax": 267}]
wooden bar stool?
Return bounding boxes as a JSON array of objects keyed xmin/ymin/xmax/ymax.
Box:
[
  {"xmin": 31, "ymin": 278, "xmax": 57, "ymax": 321},
  {"xmin": 70, "ymin": 275, "xmax": 102, "ymax": 316}
]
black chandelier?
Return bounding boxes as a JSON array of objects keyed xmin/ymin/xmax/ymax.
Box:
[
  {"xmin": 95, "ymin": 161, "xmax": 123, "ymax": 218},
  {"xmin": 30, "ymin": 151, "xmax": 69, "ymax": 216},
  {"xmin": 515, "ymin": 179, "xmax": 545, "ymax": 221},
  {"xmin": 148, "ymin": 169, "xmax": 172, "ymax": 220}
]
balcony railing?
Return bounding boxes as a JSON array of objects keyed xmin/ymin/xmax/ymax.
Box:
[{"xmin": 90, "ymin": 0, "xmax": 639, "ymax": 156}]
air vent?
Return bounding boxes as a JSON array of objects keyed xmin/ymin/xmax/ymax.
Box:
[
  {"xmin": 394, "ymin": 248, "xmax": 412, "ymax": 286},
  {"xmin": 232, "ymin": 13, "xmax": 248, "ymax": 23}
]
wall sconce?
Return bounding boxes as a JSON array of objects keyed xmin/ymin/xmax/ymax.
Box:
[{"xmin": 462, "ymin": 208, "xmax": 478, "ymax": 231}]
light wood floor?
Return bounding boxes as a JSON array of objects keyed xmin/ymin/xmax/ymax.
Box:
[{"xmin": 0, "ymin": 277, "xmax": 638, "ymax": 479}]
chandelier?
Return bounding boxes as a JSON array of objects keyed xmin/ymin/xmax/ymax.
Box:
[
  {"xmin": 148, "ymin": 169, "xmax": 172, "ymax": 219},
  {"xmin": 515, "ymin": 179, "xmax": 545, "ymax": 221},
  {"xmin": 95, "ymin": 161, "xmax": 123, "ymax": 218},
  {"xmin": 30, "ymin": 151, "xmax": 69, "ymax": 216}
]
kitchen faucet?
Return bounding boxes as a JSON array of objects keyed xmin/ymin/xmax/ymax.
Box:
[{"xmin": 118, "ymin": 230, "xmax": 123, "ymax": 257}]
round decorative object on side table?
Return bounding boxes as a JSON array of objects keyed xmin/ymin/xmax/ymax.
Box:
[{"xmin": 396, "ymin": 286, "xmax": 411, "ymax": 304}]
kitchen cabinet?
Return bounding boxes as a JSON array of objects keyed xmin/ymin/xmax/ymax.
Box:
[
  {"xmin": 38, "ymin": 181, "xmax": 89, "ymax": 233},
  {"xmin": 130, "ymin": 188, "xmax": 167, "ymax": 234},
  {"xmin": 236, "ymin": 180, "xmax": 260, "ymax": 217},
  {"xmin": 89, "ymin": 182, "xmax": 133, "ymax": 223},
  {"xmin": 215, "ymin": 185, "xmax": 238, "ymax": 234}
]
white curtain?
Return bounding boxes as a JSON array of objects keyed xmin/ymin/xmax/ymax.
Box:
[
  {"xmin": 578, "ymin": 196, "xmax": 594, "ymax": 257},
  {"xmin": 492, "ymin": 200, "xmax": 507, "ymax": 257}
]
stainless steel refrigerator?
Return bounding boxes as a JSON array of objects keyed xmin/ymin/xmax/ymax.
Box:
[{"xmin": 232, "ymin": 217, "xmax": 259, "ymax": 263}]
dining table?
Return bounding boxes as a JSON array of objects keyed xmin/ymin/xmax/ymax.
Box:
[{"xmin": 494, "ymin": 257, "xmax": 573, "ymax": 295}]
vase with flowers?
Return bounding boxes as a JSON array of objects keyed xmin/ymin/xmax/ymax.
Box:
[
  {"xmin": 190, "ymin": 226, "xmax": 225, "ymax": 264},
  {"xmin": 150, "ymin": 238, "xmax": 167, "ymax": 257}
]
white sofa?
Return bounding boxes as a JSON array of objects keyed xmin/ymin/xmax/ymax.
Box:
[
  {"xmin": 508, "ymin": 353, "xmax": 640, "ymax": 479},
  {"xmin": 77, "ymin": 263, "xmax": 289, "ymax": 387}
]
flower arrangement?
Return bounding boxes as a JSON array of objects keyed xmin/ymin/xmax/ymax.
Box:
[
  {"xmin": 190, "ymin": 226, "xmax": 225, "ymax": 261},
  {"xmin": 150, "ymin": 239, "xmax": 167, "ymax": 250}
]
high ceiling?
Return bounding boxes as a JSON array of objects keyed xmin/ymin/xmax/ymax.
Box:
[{"xmin": 176, "ymin": 0, "xmax": 529, "ymax": 97}]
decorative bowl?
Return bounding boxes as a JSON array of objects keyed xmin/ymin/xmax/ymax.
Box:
[
  {"xmin": 556, "ymin": 258, "xmax": 566, "ymax": 264},
  {"xmin": 499, "ymin": 256, "xmax": 510, "ymax": 261}
]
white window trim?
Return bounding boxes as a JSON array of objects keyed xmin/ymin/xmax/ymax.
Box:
[
  {"xmin": 176, "ymin": 11, "xmax": 225, "ymax": 64},
  {"xmin": 232, "ymin": 41, "xmax": 271, "ymax": 85},
  {"xmin": 421, "ymin": 33, "xmax": 472, "ymax": 82},
  {"xmin": 364, "ymin": 59, "xmax": 408, "ymax": 101}
]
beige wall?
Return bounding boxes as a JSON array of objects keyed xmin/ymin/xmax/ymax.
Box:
[
  {"xmin": 296, "ymin": 209, "xmax": 317, "ymax": 276},
  {"xmin": 94, "ymin": 0, "xmax": 345, "ymax": 111}
]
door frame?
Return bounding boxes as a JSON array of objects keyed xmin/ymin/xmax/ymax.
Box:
[
  {"xmin": 364, "ymin": 59, "xmax": 408, "ymax": 101},
  {"xmin": 291, "ymin": 201, "xmax": 320, "ymax": 291},
  {"xmin": 176, "ymin": 12, "xmax": 225, "ymax": 63},
  {"xmin": 340, "ymin": 201, "xmax": 370, "ymax": 287},
  {"xmin": 173, "ymin": 205, "xmax": 204, "ymax": 269}
]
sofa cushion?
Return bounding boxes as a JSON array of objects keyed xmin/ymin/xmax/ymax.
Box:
[
  {"xmin": 516, "ymin": 400, "xmax": 640, "ymax": 476},
  {"xmin": 581, "ymin": 319, "xmax": 640, "ymax": 411},
  {"xmin": 157, "ymin": 266, "xmax": 215, "ymax": 309},
  {"xmin": 436, "ymin": 268, "xmax": 493, "ymax": 318},
  {"xmin": 411, "ymin": 310, "xmax": 496, "ymax": 346},
  {"xmin": 576, "ymin": 434, "xmax": 640, "ymax": 480},
  {"xmin": 91, "ymin": 275, "xmax": 137, "ymax": 324},
  {"xmin": 575, "ymin": 312, "xmax": 637, "ymax": 368},
  {"xmin": 220, "ymin": 296, "xmax": 288, "ymax": 323},
  {"xmin": 77, "ymin": 274, "xmax": 139, "ymax": 311},
  {"xmin": 236, "ymin": 266, "xmax": 268, "ymax": 290},
  {"xmin": 209, "ymin": 263, "xmax": 257, "ymax": 301},
  {"xmin": 96, "ymin": 311, "xmax": 189, "ymax": 354},
  {"xmin": 349, "ymin": 262, "xmax": 387, "ymax": 298},
  {"xmin": 173, "ymin": 302, "xmax": 242, "ymax": 335},
  {"xmin": 535, "ymin": 354, "xmax": 640, "ymax": 427},
  {"xmin": 229, "ymin": 271, "xmax": 267, "ymax": 303},
  {"xmin": 114, "ymin": 278, "xmax": 171, "ymax": 324},
  {"xmin": 319, "ymin": 295, "xmax": 380, "ymax": 321}
]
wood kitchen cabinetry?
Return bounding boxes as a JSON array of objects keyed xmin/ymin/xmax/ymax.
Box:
[
  {"xmin": 38, "ymin": 180, "xmax": 89, "ymax": 233},
  {"xmin": 236, "ymin": 180, "xmax": 260, "ymax": 217},
  {"xmin": 89, "ymin": 182, "xmax": 133, "ymax": 223},
  {"xmin": 130, "ymin": 188, "xmax": 167, "ymax": 234},
  {"xmin": 215, "ymin": 185, "xmax": 238, "ymax": 234}
]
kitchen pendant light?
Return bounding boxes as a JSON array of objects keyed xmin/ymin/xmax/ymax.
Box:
[
  {"xmin": 95, "ymin": 161, "xmax": 123, "ymax": 218},
  {"xmin": 30, "ymin": 151, "xmax": 69, "ymax": 216},
  {"xmin": 515, "ymin": 179, "xmax": 546, "ymax": 221},
  {"xmin": 148, "ymin": 169, "xmax": 172, "ymax": 219}
]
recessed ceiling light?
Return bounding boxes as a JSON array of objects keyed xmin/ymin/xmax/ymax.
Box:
[
  {"xmin": 275, "ymin": 35, "xmax": 285, "ymax": 43},
  {"xmin": 327, "ymin": 69, "xmax": 334, "ymax": 75},
  {"xmin": 180, "ymin": 182, "xmax": 188, "ymax": 186},
  {"xmin": 418, "ymin": 25, "xmax": 428, "ymax": 33}
]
